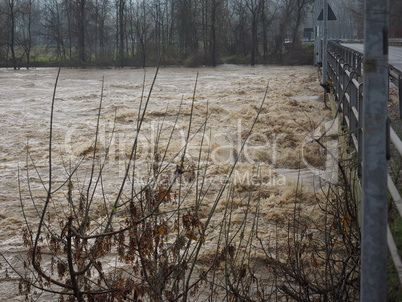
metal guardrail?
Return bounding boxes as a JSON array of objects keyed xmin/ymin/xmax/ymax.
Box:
[
  {"xmin": 327, "ymin": 41, "xmax": 363, "ymax": 172},
  {"xmin": 390, "ymin": 38, "xmax": 402, "ymax": 47},
  {"xmin": 327, "ymin": 40, "xmax": 402, "ymax": 286}
]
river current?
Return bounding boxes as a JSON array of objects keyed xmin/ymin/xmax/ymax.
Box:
[{"xmin": 0, "ymin": 65, "xmax": 333, "ymax": 300}]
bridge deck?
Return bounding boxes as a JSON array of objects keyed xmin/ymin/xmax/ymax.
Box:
[{"xmin": 343, "ymin": 43, "xmax": 402, "ymax": 71}]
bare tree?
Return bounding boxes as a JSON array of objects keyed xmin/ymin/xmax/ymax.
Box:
[
  {"xmin": 19, "ymin": 0, "xmax": 35, "ymax": 68},
  {"xmin": 133, "ymin": 0, "xmax": 152, "ymax": 67},
  {"xmin": 245, "ymin": 0, "xmax": 262, "ymax": 65},
  {"xmin": 0, "ymin": 0, "xmax": 320, "ymax": 67},
  {"xmin": 207, "ymin": 0, "xmax": 227, "ymax": 66},
  {"xmin": 176, "ymin": 0, "xmax": 199, "ymax": 56},
  {"xmin": 77, "ymin": 0, "xmax": 86, "ymax": 67},
  {"xmin": 0, "ymin": 68, "xmax": 274, "ymax": 301},
  {"xmin": 42, "ymin": 0, "xmax": 67, "ymax": 61},
  {"xmin": 117, "ymin": 0, "xmax": 125, "ymax": 66},
  {"xmin": 229, "ymin": 0, "xmax": 250, "ymax": 57},
  {"xmin": 290, "ymin": 0, "xmax": 313, "ymax": 47},
  {"xmin": 1, "ymin": 0, "xmax": 20, "ymax": 69}
]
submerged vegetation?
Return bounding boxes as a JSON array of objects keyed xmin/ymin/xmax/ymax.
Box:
[{"xmin": 0, "ymin": 67, "xmax": 361, "ymax": 301}]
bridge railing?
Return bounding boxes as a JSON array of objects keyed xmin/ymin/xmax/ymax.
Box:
[
  {"xmin": 390, "ymin": 38, "xmax": 402, "ymax": 47},
  {"xmin": 327, "ymin": 40, "xmax": 402, "ymax": 285},
  {"xmin": 327, "ymin": 42, "xmax": 363, "ymax": 173}
]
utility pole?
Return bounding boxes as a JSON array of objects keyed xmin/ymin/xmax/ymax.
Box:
[
  {"xmin": 321, "ymin": 0, "xmax": 328, "ymax": 86},
  {"xmin": 361, "ymin": 0, "xmax": 389, "ymax": 300},
  {"xmin": 314, "ymin": 0, "xmax": 320, "ymax": 65},
  {"xmin": 315, "ymin": 0, "xmax": 322, "ymax": 66}
]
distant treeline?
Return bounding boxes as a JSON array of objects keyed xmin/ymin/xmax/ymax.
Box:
[{"xmin": 0, "ymin": 0, "xmax": 361, "ymax": 69}]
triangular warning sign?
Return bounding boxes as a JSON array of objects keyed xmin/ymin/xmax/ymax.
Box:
[{"xmin": 318, "ymin": 4, "xmax": 337, "ymax": 21}]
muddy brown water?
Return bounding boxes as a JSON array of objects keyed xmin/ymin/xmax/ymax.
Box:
[{"xmin": 0, "ymin": 65, "xmax": 333, "ymax": 300}]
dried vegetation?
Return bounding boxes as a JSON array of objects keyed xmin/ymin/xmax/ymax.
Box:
[{"xmin": 0, "ymin": 67, "xmax": 360, "ymax": 301}]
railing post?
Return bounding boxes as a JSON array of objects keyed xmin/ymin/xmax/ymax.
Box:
[
  {"xmin": 361, "ymin": 0, "xmax": 389, "ymax": 300},
  {"xmin": 330, "ymin": 51, "xmax": 335, "ymax": 86},
  {"xmin": 342, "ymin": 64, "xmax": 350, "ymax": 125},
  {"xmin": 327, "ymin": 49, "xmax": 333, "ymax": 82},
  {"xmin": 350, "ymin": 74, "xmax": 358, "ymax": 146},
  {"xmin": 337, "ymin": 58, "xmax": 343, "ymax": 101},
  {"xmin": 357, "ymin": 53, "xmax": 361, "ymax": 75}
]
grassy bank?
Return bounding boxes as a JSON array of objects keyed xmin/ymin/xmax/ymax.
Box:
[{"xmin": 0, "ymin": 43, "xmax": 315, "ymax": 69}]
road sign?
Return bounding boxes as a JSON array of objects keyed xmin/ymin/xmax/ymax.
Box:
[{"xmin": 318, "ymin": 4, "xmax": 337, "ymax": 20}]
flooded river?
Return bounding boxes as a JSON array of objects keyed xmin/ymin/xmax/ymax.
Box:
[{"xmin": 0, "ymin": 65, "xmax": 332, "ymax": 300}]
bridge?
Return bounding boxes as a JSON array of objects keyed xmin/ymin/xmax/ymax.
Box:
[
  {"xmin": 325, "ymin": 41, "xmax": 402, "ymax": 298},
  {"xmin": 326, "ymin": 41, "xmax": 402, "ymax": 287},
  {"xmin": 317, "ymin": 0, "xmax": 401, "ymax": 299}
]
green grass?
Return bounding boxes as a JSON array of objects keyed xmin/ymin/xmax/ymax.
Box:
[
  {"xmin": 31, "ymin": 54, "xmax": 59, "ymax": 63},
  {"xmin": 0, "ymin": 45, "xmax": 63, "ymax": 67}
]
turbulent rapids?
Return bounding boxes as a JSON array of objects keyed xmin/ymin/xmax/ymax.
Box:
[{"xmin": 0, "ymin": 65, "xmax": 338, "ymax": 301}]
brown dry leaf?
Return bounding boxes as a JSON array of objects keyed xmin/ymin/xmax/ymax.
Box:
[
  {"xmin": 186, "ymin": 231, "xmax": 198, "ymax": 241},
  {"xmin": 158, "ymin": 189, "xmax": 171, "ymax": 202},
  {"xmin": 154, "ymin": 225, "xmax": 166, "ymax": 237}
]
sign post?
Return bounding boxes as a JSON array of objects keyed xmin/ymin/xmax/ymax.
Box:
[
  {"xmin": 318, "ymin": 1, "xmax": 336, "ymax": 89},
  {"xmin": 321, "ymin": 0, "xmax": 328, "ymax": 87},
  {"xmin": 314, "ymin": 0, "xmax": 320, "ymax": 65}
]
